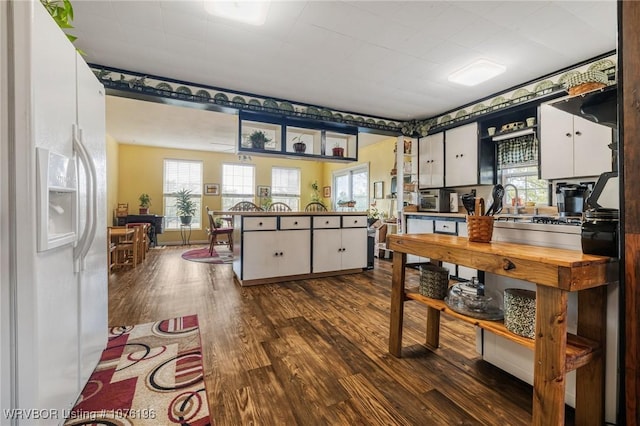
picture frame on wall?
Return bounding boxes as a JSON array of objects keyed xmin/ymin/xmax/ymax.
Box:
[
  {"xmin": 204, "ymin": 183, "xmax": 220, "ymax": 196},
  {"xmin": 257, "ymin": 185, "xmax": 271, "ymax": 198},
  {"xmin": 374, "ymin": 181, "xmax": 384, "ymax": 199},
  {"xmin": 323, "ymin": 186, "xmax": 331, "ymax": 198}
]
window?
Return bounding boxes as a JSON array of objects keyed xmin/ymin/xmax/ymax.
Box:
[
  {"xmin": 163, "ymin": 159, "xmax": 203, "ymax": 230},
  {"xmin": 332, "ymin": 164, "xmax": 369, "ymax": 210},
  {"xmin": 271, "ymin": 167, "xmax": 300, "ymax": 210},
  {"xmin": 222, "ymin": 163, "xmax": 255, "ymax": 210},
  {"xmin": 497, "ymin": 135, "xmax": 548, "ymax": 205}
]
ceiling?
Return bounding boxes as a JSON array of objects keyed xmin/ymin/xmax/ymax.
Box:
[{"xmin": 70, "ymin": 1, "xmax": 617, "ymax": 152}]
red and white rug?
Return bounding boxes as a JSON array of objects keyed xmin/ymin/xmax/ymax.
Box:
[
  {"xmin": 65, "ymin": 315, "xmax": 211, "ymax": 425},
  {"xmin": 181, "ymin": 246, "xmax": 233, "ymax": 264}
]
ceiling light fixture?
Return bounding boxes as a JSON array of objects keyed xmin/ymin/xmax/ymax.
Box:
[
  {"xmin": 204, "ymin": 1, "xmax": 271, "ymax": 26},
  {"xmin": 448, "ymin": 59, "xmax": 506, "ymax": 86}
]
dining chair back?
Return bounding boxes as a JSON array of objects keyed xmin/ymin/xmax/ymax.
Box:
[
  {"xmin": 206, "ymin": 206, "xmax": 234, "ymax": 253},
  {"xmin": 304, "ymin": 202, "xmax": 328, "ymax": 212},
  {"xmin": 229, "ymin": 201, "xmax": 262, "ymax": 211},
  {"xmin": 268, "ymin": 202, "xmax": 292, "ymax": 212}
]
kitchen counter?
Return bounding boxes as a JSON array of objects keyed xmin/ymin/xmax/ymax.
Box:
[
  {"xmin": 212, "ymin": 210, "xmax": 367, "ymax": 216},
  {"xmin": 387, "ymin": 233, "xmax": 617, "ymax": 425}
]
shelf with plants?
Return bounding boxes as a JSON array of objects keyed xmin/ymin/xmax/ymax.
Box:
[{"xmin": 238, "ymin": 111, "xmax": 360, "ymax": 162}]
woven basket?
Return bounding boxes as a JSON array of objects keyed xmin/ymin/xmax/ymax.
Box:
[
  {"xmin": 419, "ymin": 263, "xmax": 449, "ymax": 300},
  {"xmin": 504, "ymin": 288, "xmax": 536, "ymax": 339},
  {"xmin": 466, "ymin": 215, "xmax": 494, "ymax": 243}
]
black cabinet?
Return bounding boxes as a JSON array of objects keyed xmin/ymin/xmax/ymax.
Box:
[{"xmin": 114, "ymin": 214, "xmax": 164, "ymax": 247}]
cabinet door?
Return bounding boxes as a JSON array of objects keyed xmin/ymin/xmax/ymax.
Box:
[
  {"xmin": 278, "ymin": 230, "xmax": 311, "ymax": 276},
  {"xmin": 243, "ymin": 231, "xmax": 280, "ymax": 280},
  {"xmin": 312, "ymin": 229, "xmax": 342, "ymax": 273},
  {"xmin": 406, "ymin": 217, "xmax": 434, "ymax": 264},
  {"xmin": 445, "ymin": 123, "xmax": 478, "ymax": 187},
  {"xmin": 573, "ymin": 115, "xmax": 612, "ymax": 177},
  {"xmin": 341, "ymin": 228, "xmax": 367, "ymax": 270},
  {"xmin": 540, "ymin": 104, "xmax": 574, "ymax": 180},
  {"xmin": 419, "ymin": 133, "xmax": 444, "ymax": 188}
]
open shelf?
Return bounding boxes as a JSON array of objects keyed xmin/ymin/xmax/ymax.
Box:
[{"xmin": 405, "ymin": 289, "xmax": 601, "ymax": 372}]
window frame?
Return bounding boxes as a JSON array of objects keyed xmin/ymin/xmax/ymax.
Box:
[
  {"xmin": 221, "ymin": 163, "xmax": 256, "ymax": 210},
  {"xmin": 271, "ymin": 166, "xmax": 301, "ymax": 211},
  {"xmin": 331, "ymin": 163, "xmax": 369, "ymax": 211},
  {"xmin": 163, "ymin": 159, "xmax": 203, "ymax": 230}
]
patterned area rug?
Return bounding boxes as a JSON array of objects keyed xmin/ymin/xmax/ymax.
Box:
[
  {"xmin": 181, "ymin": 246, "xmax": 233, "ymax": 264},
  {"xmin": 65, "ymin": 316, "xmax": 211, "ymax": 425}
]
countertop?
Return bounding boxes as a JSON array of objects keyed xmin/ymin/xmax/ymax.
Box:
[{"xmin": 211, "ymin": 210, "xmax": 367, "ymax": 216}]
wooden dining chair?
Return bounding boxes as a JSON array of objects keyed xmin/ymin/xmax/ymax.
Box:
[
  {"xmin": 126, "ymin": 222, "xmax": 149, "ymax": 263},
  {"xmin": 113, "ymin": 226, "xmax": 139, "ymax": 268},
  {"xmin": 304, "ymin": 201, "xmax": 328, "ymax": 212},
  {"xmin": 268, "ymin": 202, "xmax": 291, "ymax": 212},
  {"xmin": 206, "ymin": 206, "xmax": 234, "ymax": 254},
  {"xmin": 229, "ymin": 201, "xmax": 262, "ymax": 211}
]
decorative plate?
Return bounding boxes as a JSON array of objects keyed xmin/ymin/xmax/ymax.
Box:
[
  {"xmin": 195, "ymin": 89, "xmax": 210, "ymax": 99},
  {"xmin": 533, "ymin": 80, "xmax": 554, "ymax": 93},
  {"xmin": 321, "ymin": 109, "xmax": 333, "ymax": 119},
  {"xmin": 490, "ymin": 96, "xmax": 507, "ymax": 107},
  {"xmin": 558, "ymin": 71, "xmax": 580, "ymax": 86},
  {"xmin": 263, "ymin": 99, "xmax": 278, "ymax": 110},
  {"xmin": 232, "ymin": 96, "xmax": 246, "ymax": 105},
  {"xmin": 511, "ymin": 88, "xmax": 530, "ymax": 100},
  {"xmin": 455, "ymin": 109, "xmax": 468, "ymax": 119},
  {"xmin": 248, "ymin": 99, "xmax": 261, "ymax": 107},
  {"xmin": 588, "ymin": 59, "xmax": 615, "ymax": 73},
  {"xmin": 377, "ymin": 120, "xmax": 387, "ymax": 126},
  {"xmin": 354, "ymin": 116, "xmax": 364, "ymax": 123},
  {"xmin": 176, "ymin": 86, "xmax": 192, "ymax": 95},
  {"xmin": 440, "ymin": 114, "xmax": 452, "ymax": 124},
  {"xmin": 214, "ymin": 93, "xmax": 228, "ymax": 102},
  {"xmin": 279, "ymin": 102, "xmax": 294, "ymax": 112},
  {"xmin": 333, "ymin": 112, "xmax": 343, "ymax": 121},
  {"xmin": 343, "ymin": 114, "xmax": 354, "ymax": 122},
  {"xmin": 306, "ymin": 106, "xmax": 320, "ymax": 116},
  {"xmin": 472, "ymin": 103, "xmax": 486, "ymax": 113},
  {"xmin": 365, "ymin": 118, "xmax": 376, "ymax": 125},
  {"xmin": 155, "ymin": 82, "xmax": 172, "ymax": 92}
]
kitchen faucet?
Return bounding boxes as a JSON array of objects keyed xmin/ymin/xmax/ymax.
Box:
[{"xmin": 503, "ymin": 184, "xmax": 524, "ymax": 215}]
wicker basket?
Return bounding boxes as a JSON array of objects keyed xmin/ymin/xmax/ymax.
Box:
[
  {"xmin": 419, "ymin": 263, "xmax": 450, "ymax": 300},
  {"xmin": 466, "ymin": 215, "xmax": 494, "ymax": 243}
]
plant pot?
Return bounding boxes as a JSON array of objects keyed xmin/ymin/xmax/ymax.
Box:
[
  {"xmin": 180, "ymin": 216, "xmax": 192, "ymax": 225},
  {"xmin": 252, "ymin": 140, "xmax": 265, "ymax": 150},
  {"xmin": 139, "ymin": 207, "xmax": 149, "ymax": 214},
  {"xmin": 332, "ymin": 147, "xmax": 344, "ymax": 157},
  {"xmin": 293, "ymin": 142, "xmax": 306, "ymax": 153}
]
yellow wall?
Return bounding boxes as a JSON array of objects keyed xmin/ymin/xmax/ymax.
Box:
[
  {"xmin": 106, "ymin": 134, "xmax": 119, "ymax": 226},
  {"xmin": 322, "ymin": 136, "xmax": 396, "ymax": 216},
  {"xmin": 115, "ymin": 143, "xmax": 326, "ymax": 244}
]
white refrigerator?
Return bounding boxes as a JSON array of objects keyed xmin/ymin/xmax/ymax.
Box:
[{"xmin": 1, "ymin": 1, "xmax": 108, "ymax": 424}]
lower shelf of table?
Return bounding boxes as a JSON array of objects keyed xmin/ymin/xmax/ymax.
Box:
[{"xmin": 405, "ymin": 290, "xmax": 601, "ymax": 372}]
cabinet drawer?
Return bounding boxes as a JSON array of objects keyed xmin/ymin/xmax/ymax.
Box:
[
  {"xmin": 434, "ymin": 220, "xmax": 457, "ymax": 234},
  {"xmin": 313, "ymin": 216, "xmax": 341, "ymax": 229},
  {"xmin": 342, "ymin": 215, "xmax": 367, "ymax": 228},
  {"xmin": 243, "ymin": 217, "xmax": 277, "ymax": 231},
  {"xmin": 280, "ymin": 216, "xmax": 310, "ymax": 230}
]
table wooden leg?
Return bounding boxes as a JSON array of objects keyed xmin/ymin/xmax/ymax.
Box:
[
  {"xmin": 425, "ymin": 307, "xmax": 441, "ymax": 349},
  {"xmin": 533, "ymin": 285, "xmax": 568, "ymax": 426},
  {"xmin": 575, "ymin": 285, "xmax": 607, "ymax": 425},
  {"xmin": 389, "ymin": 250, "xmax": 406, "ymax": 357}
]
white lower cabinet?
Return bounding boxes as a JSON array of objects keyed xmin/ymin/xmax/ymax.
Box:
[
  {"xmin": 243, "ymin": 229, "xmax": 310, "ymax": 280},
  {"xmin": 405, "ymin": 217, "xmax": 434, "ymax": 264},
  {"xmin": 312, "ymin": 216, "xmax": 367, "ymax": 273},
  {"xmin": 456, "ymin": 222, "xmax": 477, "ymax": 279}
]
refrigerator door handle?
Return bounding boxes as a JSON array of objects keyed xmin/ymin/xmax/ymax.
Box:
[{"xmin": 73, "ymin": 124, "xmax": 97, "ymax": 271}]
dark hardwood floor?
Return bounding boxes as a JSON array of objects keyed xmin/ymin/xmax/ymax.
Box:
[{"xmin": 108, "ymin": 246, "xmax": 571, "ymax": 425}]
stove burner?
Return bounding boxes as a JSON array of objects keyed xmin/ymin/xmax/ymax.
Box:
[{"xmin": 532, "ymin": 215, "xmax": 582, "ymax": 226}]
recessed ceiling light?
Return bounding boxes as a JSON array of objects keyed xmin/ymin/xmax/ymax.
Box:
[
  {"xmin": 204, "ymin": 1, "xmax": 270, "ymax": 26},
  {"xmin": 448, "ymin": 59, "xmax": 506, "ymax": 86}
]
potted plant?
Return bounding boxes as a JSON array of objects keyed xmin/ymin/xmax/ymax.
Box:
[
  {"xmin": 174, "ymin": 188, "xmax": 196, "ymax": 225},
  {"xmin": 332, "ymin": 143, "xmax": 344, "ymax": 157},
  {"xmin": 138, "ymin": 193, "xmax": 151, "ymax": 214},
  {"xmin": 249, "ymin": 130, "xmax": 271, "ymax": 150},
  {"xmin": 292, "ymin": 135, "xmax": 306, "ymax": 153},
  {"xmin": 368, "ymin": 205, "xmax": 381, "ymax": 226}
]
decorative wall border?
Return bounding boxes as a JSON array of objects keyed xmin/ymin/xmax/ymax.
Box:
[
  {"xmin": 92, "ymin": 52, "xmax": 616, "ymax": 139},
  {"xmin": 90, "ymin": 65, "xmax": 403, "ymax": 134}
]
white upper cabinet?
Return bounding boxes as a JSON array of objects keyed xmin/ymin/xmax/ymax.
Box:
[
  {"xmin": 418, "ymin": 132, "xmax": 444, "ymax": 188},
  {"xmin": 445, "ymin": 122, "xmax": 479, "ymax": 187},
  {"xmin": 540, "ymin": 104, "xmax": 612, "ymax": 180}
]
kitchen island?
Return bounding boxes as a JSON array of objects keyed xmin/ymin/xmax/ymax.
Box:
[
  {"xmin": 387, "ymin": 233, "xmax": 617, "ymax": 425},
  {"xmin": 211, "ymin": 211, "xmax": 368, "ymax": 286}
]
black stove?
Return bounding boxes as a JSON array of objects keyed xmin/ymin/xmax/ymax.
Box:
[{"xmin": 531, "ymin": 215, "xmax": 582, "ymax": 226}]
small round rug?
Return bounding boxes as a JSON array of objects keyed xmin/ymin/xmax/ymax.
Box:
[{"xmin": 181, "ymin": 247, "xmax": 233, "ymax": 264}]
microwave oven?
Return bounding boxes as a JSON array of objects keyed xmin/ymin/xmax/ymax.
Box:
[{"xmin": 419, "ymin": 189, "xmax": 453, "ymax": 212}]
